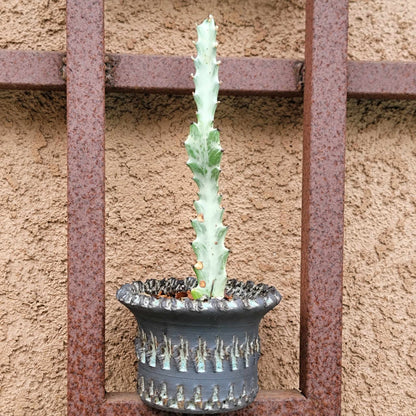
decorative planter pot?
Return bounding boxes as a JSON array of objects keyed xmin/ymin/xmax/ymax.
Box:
[{"xmin": 117, "ymin": 277, "xmax": 281, "ymax": 414}]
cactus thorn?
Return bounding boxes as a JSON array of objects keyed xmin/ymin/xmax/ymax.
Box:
[{"xmin": 197, "ymin": 213, "xmax": 204, "ymax": 222}]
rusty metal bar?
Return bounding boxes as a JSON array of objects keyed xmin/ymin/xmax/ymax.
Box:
[
  {"xmin": 1, "ymin": 50, "xmax": 416, "ymax": 99},
  {"xmin": 66, "ymin": 0, "xmax": 106, "ymax": 415},
  {"xmin": 300, "ymin": 0, "xmax": 348, "ymax": 415},
  {"xmin": 348, "ymin": 60, "xmax": 416, "ymax": 99},
  {"xmin": 0, "ymin": 50, "xmax": 65, "ymax": 90},
  {"xmin": 103, "ymin": 390, "xmax": 312, "ymax": 416},
  {"xmin": 108, "ymin": 54, "xmax": 301, "ymax": 96}
]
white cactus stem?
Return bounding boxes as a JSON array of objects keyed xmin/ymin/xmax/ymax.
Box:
[{"xmin": 185, "ymin": 15, "xmax": 229, "ymax": 299}]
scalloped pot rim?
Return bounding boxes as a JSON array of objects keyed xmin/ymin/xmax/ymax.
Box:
[{"xmin": 117, "ymin": 277, "xmax": 282, "ymax": 315}]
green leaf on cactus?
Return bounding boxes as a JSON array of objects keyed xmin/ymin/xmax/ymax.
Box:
[{"xmin": 186, "ymin": 160, "xmax": 206, "ymax": 176}]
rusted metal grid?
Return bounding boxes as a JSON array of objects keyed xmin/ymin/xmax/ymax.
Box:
[
  {"xmin": 0, "ymin": 0, "xmax": 409, "ymax": 414},
  {"xmin": 63, "ymin": 0, "xmax": 349, "ymax": 414}
]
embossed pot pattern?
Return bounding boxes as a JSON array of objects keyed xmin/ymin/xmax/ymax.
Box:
[{"xmin": 117, "ymin": 277, "xmax": 281, "ymax": 414}]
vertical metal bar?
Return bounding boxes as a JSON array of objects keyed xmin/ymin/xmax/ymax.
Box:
[
  {"xmin": 66, "ymin": 1, "xmax": 106, "ymax": 415},
  {"xmin": 300, "ymin": 1, "xmax": 348, "ymax": 415}
]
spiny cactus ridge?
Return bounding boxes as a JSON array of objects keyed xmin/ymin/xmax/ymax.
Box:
[{"xmin": 185, "ymin": 16, "xmax": 229, "ymax": 299}]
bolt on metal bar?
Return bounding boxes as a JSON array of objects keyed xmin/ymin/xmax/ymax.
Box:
[
  {"xmin": 66, "ymin": 0, "xmax": 106, "ymax": 415},
  {"xmin": 300, "ymin": 0, "xmax": 348, "ymax": 414}
]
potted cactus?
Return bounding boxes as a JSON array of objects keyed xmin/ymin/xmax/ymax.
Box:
[{"xmin": 116, "ymin": 15, "xmax": 281, "ymax": 414}]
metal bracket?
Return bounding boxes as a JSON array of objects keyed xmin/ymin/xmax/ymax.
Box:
[
  {"xmin": 61, "ymin": 55, "xmax": 67, "ymax": 81},
  {"xmin": 294, "ymin": 61, "xmax": 305, "ymax": 91},
  {"xmin": 104, "ymin": 54, "xmax": 118, "ymax": 86}
]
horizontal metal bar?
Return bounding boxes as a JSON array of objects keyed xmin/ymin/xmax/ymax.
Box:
[
  {"xmin": 103, "ymin": 390, "xmax": 312, "ymax": 416},
  {"xmin": 108, "ymin": 54, "xmax": 300, "ymax": 96},
  {"xmin": 348, "ymin": 60, "xmax": 416, "ymax": 99},
  {"xmin": 1, "ymin": 50, "xmax": 415, "ymax": 99},
  {"xmin": 0, "ymin": 50, "xmax": 64, "ymax": 90}
]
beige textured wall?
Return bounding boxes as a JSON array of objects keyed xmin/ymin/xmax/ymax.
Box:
[
  {"xmin": 0, "ymin": 1, "xmax": 415, "ymax": 415},
  {"xmin": 0, "ymin": 91, "xmax": 67, "ymax": 415}
]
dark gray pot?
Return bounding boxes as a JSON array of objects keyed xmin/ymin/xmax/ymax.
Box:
[{"xmin": 117, "ymin": 277, "xmax": 281, "ymax": 414}]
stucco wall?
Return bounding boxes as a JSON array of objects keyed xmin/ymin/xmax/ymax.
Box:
[{"xmin": 0, "ymin": 1, "xmax": 415, "ymax": 415}]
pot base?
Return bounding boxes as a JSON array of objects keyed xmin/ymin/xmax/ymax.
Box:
[{"xmin": 139, "ymin": 374, "xmax": 258, "ymax": 414}]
